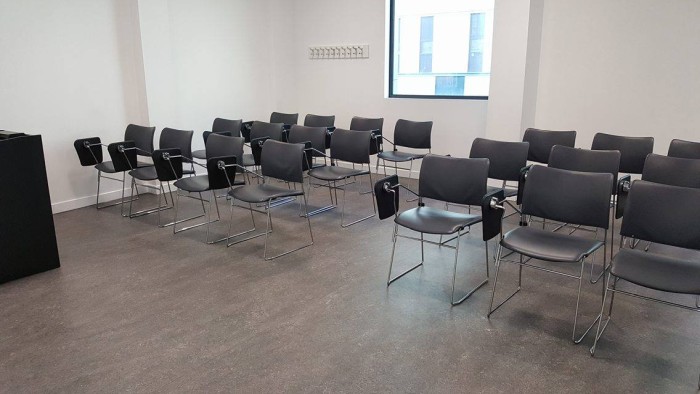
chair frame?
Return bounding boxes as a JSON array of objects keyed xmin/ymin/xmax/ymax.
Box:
[
  {"xmin": 219, "ymin": 160, "xmax": 314, "ymax": 260},
  {"xmin": 378, "ymin": 175, "xmax": 504, "ymax": 305},
  {"xmin": 487, "ymin": 166, "xmax": 611, "ymax": 344}
]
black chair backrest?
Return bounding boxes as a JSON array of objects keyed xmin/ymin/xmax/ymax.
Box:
[
  {"xmin": 124, "ymin": 124, "xmax": 156, "ymax": 157},
  {"xmin": 250, "ymin": 121, "xmax": 285, "ymax": 142},
  {"xmin": 469, "ymin": 138, "xmax": 529, "ymax": 182},
  {"xmin": 419, "ymin": 154, "xmax": 488, "ymax": 206},
  {"xmin": 304, "ymin": 114, "xmax": 335, "ymax": 128},
  {"xmin": 206, "ymin": 134, "xmax": 244, "ymax": 162},
  {"xmin": 74, "ymin": 137, "xmax": 103, "ymax": 166},
  {"xmin": 152, "ymin": 148, "xmax": 182, "ymax": 181},
  {"xmin": 107, "ymin": 141, "xmax": 137, "ymax": 172},
  {"xmin": 207, "ymin": 156, "xmax": 238, "ymax": 190},
  {"xmin": 160, "ymin": 128, "xmax": 194, "ymax": 159},
  {"xmin": 374, "ymin": 174, "xmax": 400, "ymax": 220},
  {"xmin": 548, "ymin": 145, "xmax": 621, "ymax": 193},
  {"xmin": 394, "ymin": 119, "xmax": 432, "ymax": 149},
  {"xmin": 621, "ymin": 180, "xmax": 700, "ymax": 250},
  {"xmin": 350, "ymin": 116, "xmax": 384, "ymax": 133},
  {"xmin": 641, "ymin": 153, "xmax": 700, "ymax": 189},
  {"xmin": 260, "ymin": 140, "xmax": 304, "ymax": 184},
  {"xmin": 591, "ymin": 132, "xmax": 654, "ymax": 174},
  {"xmin": 270, "ymin": 112, "xmax": 298, "ymax": 125},
  {"xmin": 522, "ymin": 165, "xmax": 612, "ymax": 229},
  {"xmin": 212, "ymin": 118, "xmax": 243, "ymax": 136},
  {"xmin": 288, "ymin": 125, "xmax": 327, "ymax": 157},
  {"xmin": 330, "ymin": 129, "xmax": 371, "ymax": 164},
  {"xmin": 202, "ymin": 131, "xmax": 233, "ymax": 144},
  {"xmin": 668, "ymin": 139, "xmax": 700, "ymax": 160},
  {"xmin": 522, "ymin": 128, "xmax": 576, "ymax": 164}
]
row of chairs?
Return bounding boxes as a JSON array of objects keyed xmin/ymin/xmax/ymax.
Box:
[{"xmin": 373, "ymin": 136, "xmax": 700, "ymax": 387}]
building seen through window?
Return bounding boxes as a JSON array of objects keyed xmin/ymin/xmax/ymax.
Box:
[{"xmin": 390, "ymin": 0, "xmax": 495, "ymax": 98}]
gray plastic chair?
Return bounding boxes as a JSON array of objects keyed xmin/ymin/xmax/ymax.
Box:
[
  {"xmin": 73, "ymin": 124, "xmax": 155, "ymax": 209},
  {"xmin": 487, "ymin": 165, "xmax": 613, "ymax": 344},
  {"xmin": 668, "ymin": 139, "xmax": 700, "ymax": 160},
  {"xmin": 374, "ymin": 154, "xmax": 504, "ymax": 305},
  {"xmin": 350, "ymin": 116, "xmax": 384, "ymax": 155},
  {"xmin": 590, "ymin": 180, "xmax": 700, "ymax": 389},
  {"xmin": 591, "ymin": 132, "xmax": 654, "ymax": 175},
  {"xmin": 223, "ymin": 139, "xmax": 313, "ymax": 260},
  {"xmin": 642, "ymin": 153, "xmax": 700, "ymax": 189},
  {"xmin": 377, "ymin": 119, "xmax": 433, "ymax": 198},
  {"xmin": 307, "ymin": 129, "xmax": 377, "ymax": 227},
  {"xmin": 241, "ymin": 121, "xmax": 285, "ymax": 169},
  {"xmin": 192, "ymin": 118, "xmax": 242, "ymax": 160},
  {"xmin": 522, "ymin": 128, "xmax": 576, "ymax": 164},
  {"xmin": 288, "ymin": 125, "xmax": 328, "ymax": 169}
]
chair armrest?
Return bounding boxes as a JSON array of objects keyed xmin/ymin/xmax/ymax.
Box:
[
  {"xmin": 374, "ymin": 175, "xmax": 400, "ymax": 220},
  {"xmin": 615, "ymin": 174, "xmax": 632, "ymax": 219},
  {"xmin": 482, "ymin": 189, "xmax": 506, "ymax": 241}
]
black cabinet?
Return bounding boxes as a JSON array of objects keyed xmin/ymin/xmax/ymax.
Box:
[{"xmin": 0, "ymin": 134, "xmax": 60, "ymax": 283}]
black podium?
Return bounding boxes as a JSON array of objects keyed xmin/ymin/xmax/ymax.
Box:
[{"xmin": 0, "ymin": 134, "xmax": 60, "ymax": 284}]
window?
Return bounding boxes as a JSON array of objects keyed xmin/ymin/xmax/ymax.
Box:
[{"xmin": 389, "ymin": 0, "xmax": 495, "ymax": 99}]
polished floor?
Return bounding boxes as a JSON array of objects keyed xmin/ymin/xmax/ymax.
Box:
[{"xmin": 1, "ymin": 182, "xmax": 698, "ymax": 393}]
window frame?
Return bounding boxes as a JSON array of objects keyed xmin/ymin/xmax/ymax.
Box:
[{"xmin": 388, "ymin": 0, "xmax": 490, "ymax": 100}]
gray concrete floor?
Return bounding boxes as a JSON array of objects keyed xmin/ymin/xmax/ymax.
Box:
[{"xmin": 1, "ymin": 181, "xmax": 698, "ymax": 393}]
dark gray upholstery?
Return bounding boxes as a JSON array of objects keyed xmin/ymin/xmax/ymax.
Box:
[
  {"xmin": 205, "ymin": 134, "xmax": 244, "ymax": 161},
  {"xmin": 522, "ymin": 128, "xmax": 576, "ymax": 164},
  {"xmin": 350, "ymin": 116, "xmax": 384, "ymax": 133},
  {"xmin": 611, "ymin": 249, "xmax": 700, "ymax": 294},
  {"xmin": 668, "ymin": 139, "xmax": 700, "ymax": 159},
  {"xmin": 394, "ymin": 206, "xmax": 481, "ymax": 235},
  {"xmin": 308, "ymin": 165, "xmax": 367, "ymax": 181},
  {"xmin": 212, "ymin": 118, "xmax": 243, "ymax": 135},
  {"xmin": 229, "ymin": 183, "xmax": 303, "ymax": 203},
  {"xmin": 418, "ymin": 155, "xmax": 488, "ymax": 206},
  {"xmin": 129, "ymin": 166, "xmax": 158, "ymax": 181},
  {"xmin": 377, "ymin": 150, "xmax": 425, "ymax": 162},
  {"xmin": 501, "ymin": 227, "xmax": 604, "ymax": 262},
  {"xmin": 642, "ymin": 153, "xmax": 700, "ymax": 188},
  {"xmin": 304, "ymin": 114, "xmax": 335, "ymax": 128},
  {"xmin": 469, "ymin": 138, "xmax": 529, "ymax": 182},
  {"xmin": 394, "ymin": 119, "xmax": 432, "ymax": 149},
  {"xmin": 250, "ymin": 121, "xmax": 285, "ymax": 142},
  {"xmin": 173, "ymin": 175, "xmax": 210, "ymax": 193},
  {"xmin": 548, "ymin": 145, "xmax": 621, "ymax": 193},
  {"xmin": 591, "ymin": 132, "xmax": 654, "ymax": 174},
  {"xmin": 329, "ymin": 129, "xmax": 371, "ymax": 164},
  {"xmin": 620, "ymin": 180, "xmax": 700, "ymax": 250},
  {"xmin": 160, "ymin": 128, "xmax": 193, "ymax": 159},
  {"xmin": 260, "ymin": 140, "xmax": 304, "ymax": 183},
  {"xmin": 269, "ymin": 112, "xmax": 298, "ymax": 125},
  {"xmin": 522, "ymin": 165, "xmax": 612, "ymax": 229},
  {"xmin": 350, "ymin": 116, "xmax": 384, "ymax": 155},
  {"xmin": 288, "ymin": 125, "xmax": 327, "ymax": 156},
  {"xmin": 125, "ymin": 124, "xmax": 156, "ymax": 156}
]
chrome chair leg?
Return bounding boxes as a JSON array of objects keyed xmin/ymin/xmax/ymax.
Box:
[
  {"xmin": 340, "ymin": 173, "xmax": 376, "ymax": 228},
  {"xmin": 450, "ymin": 231, "xmax": 489, "ymax": 305},
  {"xmin": 226, "ymin": 200, "xmax": 261, "ymax": 246},
  {"xmin": 487, "ymin": 246, "xmax": 521, "ymax": 317},
  {"xmin": 263, "ymin": 194, "xmax": 314, "ymax": 260},
  {"xmin": 387, "ymin": 224, "xmax": 423, "ymax": 285}
]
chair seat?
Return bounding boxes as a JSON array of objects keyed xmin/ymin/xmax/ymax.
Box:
[
  {"xmin": 395, "ymin": 206, "xmax": 481, "ymax": 235},
  {"xmin": 95, "ymin": 161, "xmax": 150, "ymax": 173},
  {"xmin": 192, "ymin": 149, "xmax": 206, "ymax": 160},
  {"xmin": 378, "ymin": 150, "xmax": 425, "ymax": 162},
  {"xmin": 487, "ymin": 185, "xmax": 518, "ymax": 198},
  {"xmin": 129, "ymin": 165, "xmax": 158, "ymax": 181},
  {"xmin": 229, "ymin": 183, "xmax": 303, "ymax": 203},
  {"xmin": 611, "ymin": 249, "xmax": 700, "ymax": 294},
  {"xmin": 174, "ymin": 175, "xmax": 210, "ymax": 193},
  {"xmin": 501, "ymin": 227, "xmax": 603, "ymax": 263},
  {"xmin": 308, "ymin": 165, "xmax": 368, "ymax": 181},
  {"xmin": 242, "ymin": 153, "xmax": 255, "ymax": 167}
]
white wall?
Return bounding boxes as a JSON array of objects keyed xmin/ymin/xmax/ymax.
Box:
[
  {"xmin": 0, "ymin": 0, "xmax": 149, "ymax": 212},
  {"xmin": 138, "ymin": 0, "xmax": 287, "ymax": 153},
  {"xmin": 288, "ymin": 0, "xmax": 488, "ymax": 170},
  {"xmin": 534, "ymin": 0, "xmax": 700, "ymax": 152}
]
